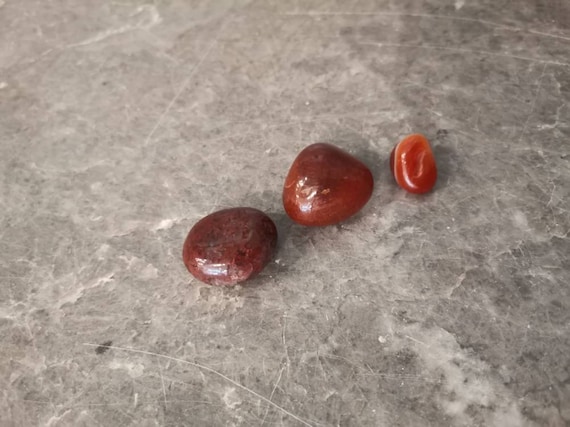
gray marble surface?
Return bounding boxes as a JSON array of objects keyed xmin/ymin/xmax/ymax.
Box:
[{"xmin": 1, "ymin": 1, "xmax": 569, "ymax": 426}]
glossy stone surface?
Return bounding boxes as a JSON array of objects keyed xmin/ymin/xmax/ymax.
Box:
[
  {"xmin": 283, "ymin": 143, "xmax": 374, "ymax": 226},
  {"xmin": 182, "ymin": 208, "xmax": 277, "ymax": 286},
  {"xmin": 390, "ymin": 134, "xmax": 438, "ymax": 194}
]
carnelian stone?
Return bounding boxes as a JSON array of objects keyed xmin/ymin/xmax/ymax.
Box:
[
  {"xmin": 182, "ymin": 208, "xmax": 277, "ymax": 286},
  {"xmin": 283, "ymin": 143, "xmax": 374, "ymax": 226},
  {"xmin": 390, "ymin": 134, "xmax": 437, "ymax": 194}
]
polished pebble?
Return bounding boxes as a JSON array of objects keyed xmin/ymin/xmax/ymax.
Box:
[
  {"xmin": 283, "ymin": 143, "xmax": 374, "ymax": 226},
  {"xmin": 182, "ymin": 208, "xmax": 278, "ymax": 286},
  {"xmin": 390, "ymin": 134, "xmax": 438, "ymax": 194}
]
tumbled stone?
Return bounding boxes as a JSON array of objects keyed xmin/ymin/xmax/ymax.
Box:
[
  {"xmin": 283, "ymin": 143, "xmax": 374, "ymax": 226},
  {"xmin": 390, "ymin": 134, "xmax": 437, "ymax": 194},
  {"xmin": 182, "ymin": 208, "xmax": 278, "ymax": 286}
]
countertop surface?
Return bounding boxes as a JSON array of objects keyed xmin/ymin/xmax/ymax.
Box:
[{"xmin": 1, "ymin": 1, "xmax": 569, "ymax": 426}]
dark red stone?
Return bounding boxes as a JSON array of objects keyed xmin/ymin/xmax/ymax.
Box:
[
  {"xmin": 283, "ymin": 143, "xmax": 374, "ymax": 226},
  {"xmin": 390, "ymin": 134, "xmax": 437, "ymax": 194},
  {"xmin": 182, "ymin": 208, "xmax": 278, "ymax": 286}
]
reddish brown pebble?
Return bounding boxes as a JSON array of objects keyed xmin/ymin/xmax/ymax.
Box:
[
  {"xmin": 283, "ymin": 143, "xmax": 374, "ymax": 226},
  {"xmin": 390, "ymin": 134, "xmax": 437, "ymax": 194},
  {"xmin": 182, "ymin": 208, "xmax": 278, "ymax": 286}
]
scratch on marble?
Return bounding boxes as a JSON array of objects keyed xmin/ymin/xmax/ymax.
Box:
[
  {"xmin": 260, "ymin": 366, "xmax": 284, "ymax": 425},
  {"xmin": 83, "ymin": 343, "xmax": 315, "ymax": 427},
  {"xmin": 518, "ymin": 63, "xmax": 548, "ymax": 141},
  {"xmin": 199, "ymin": 109, "xmax": 401, "ymax": 140},
  {"xmin": 448, "ymin": 272, "xmax": 467, "ymax": 298},
  {"xmin": 158, "ymin": 358, "xmax": 168, "ymax": 410},
  {"xmin": 404, "ymin": 334, "xmax": 429, "ymax": 347},
  {"xmin": 282, "ymin": 11, "xmax": 570, "ymax": 43},
  {"xmin": 143, "ymin": 36, "xmax": 219, "ymax": 146},
  {"xmin": 56, "ymin": 398, "xmax": 217, "ymax": 410},
  {"xmin": 546, "ymin": 183, "xmax": 559, "ymax": 208},
  {"xmin": 527, "ymin": 29, "xmax": 570, "ymax": 43},
  {"xmin": 357, "ymin": 372, "xmax": 436, "ymax": 382},
  {"xmin": 281, "ymin": 315, "xmax": 291, "ymax": 374},
  {"xmin": 360, "ymin": 42, "xmax": 570, "ymax": 67},
  {"xmin": 67, "ymin": 5, "xmax": 162, "ymax": 48}
]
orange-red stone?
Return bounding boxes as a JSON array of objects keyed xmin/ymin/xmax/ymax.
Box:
[
  {"xmin": 182, "ymin": 208, "xmax": 277, "ymax": 286},
  {"xmin": 390, "ymin": 134, "xmax": 437, "ymax": 194},
  {"xmin": 283, "ymin": 143, "xmax": 374, "ymax": 226}
]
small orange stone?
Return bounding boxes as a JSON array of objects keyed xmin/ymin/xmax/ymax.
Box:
[{"xmin": 390, "ymin": 134, "xmax": 437, "ymax": 194}]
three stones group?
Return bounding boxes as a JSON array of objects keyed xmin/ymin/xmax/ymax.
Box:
[{"xmin": 183, "ymin": 134, "xmax": 437, "ymax": 285}]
